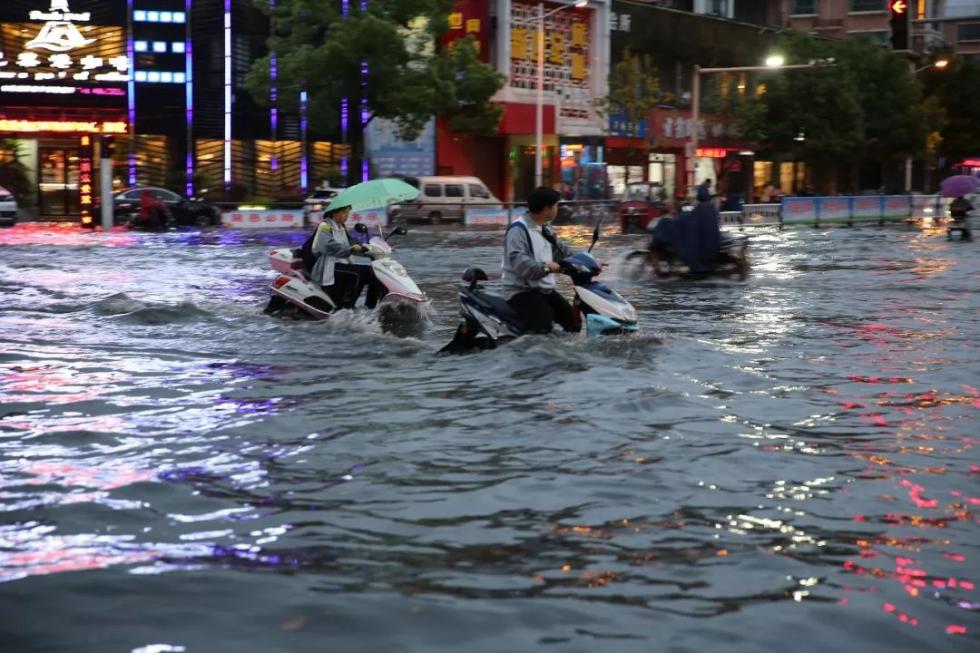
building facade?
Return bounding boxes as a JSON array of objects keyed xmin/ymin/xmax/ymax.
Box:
[{"xmin": 0, "ymin": 0, "xmax": 348, "ymax": 219}]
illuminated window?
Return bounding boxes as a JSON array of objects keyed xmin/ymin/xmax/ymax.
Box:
[
  {"xmin": 160, "ymin": 72, "xmax": 173, "ymax": 83},
  {"xmin": 135, "ymin": 41, "xmax": 148, "ymax": 52},
  {"xmin": 173, "ymin": 72, "xmax": 186, "ymax": 83},
  {"xmin": 147, "ymin": 71, "xmax": 161, "ymax": 82},
  {"xmin": 152, "ymin": 42, "xmax": 167, "ymax": 53},
  {"xmin": 171, "ymin": 42, "xmax": 185, "ymax": 54},
  {"xmin": 173, "ymin": 12, "xmax": 186, "ymax": 23},
  {"xmin": 160, "ymin": 11, "xmax": 173, "ymax": 23},
  {"xmin": 135, "ymin": 71, "xmax": 148, "ymax": 82},
  {"xmin": 134, "ymin": 10, "xmax": 147, "ymax": 21},
  {"xmin": 147, "ymin": 11, "xmax": 160, "ymax": 22}
]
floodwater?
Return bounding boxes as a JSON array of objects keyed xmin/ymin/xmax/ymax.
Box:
[{"xmin": 0, "ymin": 220, "xmax": 977, "ymax": 652}]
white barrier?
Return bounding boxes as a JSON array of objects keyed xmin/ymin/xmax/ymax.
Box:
[
  {"xmin": 464, "ymin": 207, "xmax": 513, "ymax": 226},
  {"xmin": 307, "ymin": 208, "xmax": 389, "ymax": 228},
  {"xmin": 221, "ymin": 209, "xmax": 303, "ymax": 228},
  {"xmin": 740, "ymin": 203, "xmax": 780, "ymax": 225}
]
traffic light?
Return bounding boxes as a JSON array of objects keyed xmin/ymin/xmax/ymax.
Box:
[
  {"xmin": 889, "ymin": 0, "xmax": 909, "ymax": 50},
  {"xmin": 101, "ymin": 135, "xmax": 115, "ymax": 159}
]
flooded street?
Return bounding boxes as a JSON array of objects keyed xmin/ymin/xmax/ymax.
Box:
[{"xmin": 0, "ymin": 221, "xmax": 977, "ymax": 652}]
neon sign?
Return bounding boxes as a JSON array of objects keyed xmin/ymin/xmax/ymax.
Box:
[
  {"xmin": 0, "ymin": 119, "xmax": 127, "ymax": 134},
  {"xmin": 696, "ymin": 147, "xmax": 728, "ymax": 158},
  {"xmin": 79, "ymin": 134, "xmax": 93, "ymax": 224},
  {"xmin": 0, "ymin": 1, "xmax": 130, "ymax": 105}
]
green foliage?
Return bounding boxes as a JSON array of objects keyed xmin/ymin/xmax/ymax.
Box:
[
  {"xmin": 245, "ymin": 0, "xmax": 504, "ymax": 142},
  {"xmin": 731, "ymin": 32, "xmax": 948, "ymax": 167},
  {"xmin": 921, "ymin": 58, "xmax": 980, "ymax": 164},
  {"xmin": 594, "ymin": 48, "xmax": 667, "ymax": 139}
]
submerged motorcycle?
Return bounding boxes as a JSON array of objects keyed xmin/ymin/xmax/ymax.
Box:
[
  {"xmin": 264, "ymin": 224, "xmax": 428, "ymax": 333},
  {"xmin": 441, "ymin": 224, "xmax": 638, "ymax": 353},
  {"xmin": 625, "ymin": 230, "xmax": 750, "ymax": 281}
]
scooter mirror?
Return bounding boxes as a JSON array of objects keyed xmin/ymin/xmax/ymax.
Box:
[
  {"xmin": 353, "ymin": 223, "xmax": 369, "ymax": 233},
  {"xmin": 588, "ymin": 220, "xmax": 602, "ymax": 252},
  {"xmin": 392, "ymin": 226, "xmax": 408, "ymax": 236}
]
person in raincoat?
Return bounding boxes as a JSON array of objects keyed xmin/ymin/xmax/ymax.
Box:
[
  {"xmin": 307, "ymin": 204, "xmax": 372, "ymax": 309},
  {"xmin": 648, "ymin": 185, "xmax": 722, "ymax": 275}
]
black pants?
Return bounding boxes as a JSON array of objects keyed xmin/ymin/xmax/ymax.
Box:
[
  {"xmin": 325, "ymin": 263, "xmax": 386, "ymax": 309},
  {"xmin": 508, "ymin": 289, "xmax": 581, "ymax": 335}
]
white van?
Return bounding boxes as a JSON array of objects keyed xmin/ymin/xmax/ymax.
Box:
[
  {"xmin": 0, "ymin": 186, "xmax": 18, "ymax": 227},
  {"xmin": 393, "ymin": 176, "xmax": 500, "ymax": 224}
]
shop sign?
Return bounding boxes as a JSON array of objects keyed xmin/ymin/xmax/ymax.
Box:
[
  {"xmin": 0, "ymin": 119, "xmax": 127, "ymax": 134},
  {"xmin": 696, "ymin": 148, "xmax": 727, "ymax": 158},
  {"xmin": 0, "ymin": 1, "xmax": 129, "ymax": 107},
  {"xmin": 441, "ymin": 1, "xmax": 489, "ymax": 61},
  {"xmin": 78, "ymin": 133, "xmax": 93, "ymax": 225}
]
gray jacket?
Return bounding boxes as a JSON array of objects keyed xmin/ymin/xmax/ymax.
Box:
[
  {"xmin": 310, "ymin": 219, "xmax": 354, "ymax": 286},
  {"xmin": 500, "ymin": 216, "xmax": 573, "ymax": 298}
]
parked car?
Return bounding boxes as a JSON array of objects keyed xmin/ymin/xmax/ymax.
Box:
[
  {"xmin": 0, "ymin": 185, "xmax": 17, "ymax": 227},
  {"xmin": 303, "ymin": 185, "xmax": 344, "ymax": 223},
  {"xmin": 88, "ymin": 186, "xmax": 220, "ymax": 228},
  {"xmin": 619, "ymin": 181, "xmax": 666, "ymax": 233},
  {"xmin": 393, "ymin": 176, "xmax": 500, "ymax": 224}
]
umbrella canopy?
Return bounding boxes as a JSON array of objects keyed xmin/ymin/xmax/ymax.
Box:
[
  {"xmin": 939, "ymin": 175, "xmax": 980, "ymax": 198},
  {"xmin": 324, "ymin": 178, "xmax": 420, "ymax": 213}
]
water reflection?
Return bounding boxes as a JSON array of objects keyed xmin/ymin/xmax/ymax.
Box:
[{"xmin": 0, "ymin": 222, "xmax": 977, "ymax": 649}]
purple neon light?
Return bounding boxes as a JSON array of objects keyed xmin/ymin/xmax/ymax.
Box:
[
  {"xmin": 127, "ymin": 0, "xmax": 136, "ymax": 185},
  {"xmin": 270, "ymin": 0, "xmax": 277, "ymax": 172},
  {"xmin": 223, "ymin": 0, "xmax": 232, "ymax": 188},
  {"xmin": 300, "ymin": 90, "xmax": 308, "ymax": 191},
  {"xmin": 342, "ymin": 0, "xmax": 350, "ymax": 184},
  {"xmin": 185, "ymin": 0, "xmax": 194, "ymax": 196}
]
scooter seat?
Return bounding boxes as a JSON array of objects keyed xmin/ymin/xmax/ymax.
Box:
[{"xmin": 469, "ymin": 289, "xmax": 522, "ymax": 324}]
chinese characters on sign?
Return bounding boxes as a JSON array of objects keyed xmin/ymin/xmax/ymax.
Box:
[
  {"xmin": 441, "ymin": 1, "xmax": 489, "ymax": 59},
  {"xmin": 609, "ymin": 11, "xmax": 631, "ymax": 32},
  {"xmin": 0, "ymin": 0, "xmax": 130, "ymax": 105},
  {"xmin": 509, "ymin": 2, "xmax": 592, "ymax": 121},
  {"xmin": 78, "ymin": 134, "xmax": 93, "ymax": 225}
]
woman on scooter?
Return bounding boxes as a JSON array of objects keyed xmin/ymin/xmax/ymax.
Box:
[{"xmin": 308, "ymin": 204, "xmax": 375, "ymax": 309}]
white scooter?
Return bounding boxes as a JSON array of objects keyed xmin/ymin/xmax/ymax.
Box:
[{"xmin": 264, "ymin": 224, "xmax": 428, "ymax": 333}]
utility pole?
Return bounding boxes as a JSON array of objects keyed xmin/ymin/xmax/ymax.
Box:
[{"xmin": 100, "ymin": 135, "xmax": 115, "ymax": 230}]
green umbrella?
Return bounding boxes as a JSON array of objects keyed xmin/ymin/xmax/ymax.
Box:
[{"xmin": 323, "ymin": 178, "xmax": 420, "ymax": 213}]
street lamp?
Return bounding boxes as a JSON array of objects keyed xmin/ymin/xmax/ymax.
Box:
[
  {"xmin": 913, "ymin": 58, "xmax": 949, "ymax": 73},
  {"xmin": 687, "ymin": 56, "xmax": 835, "ymax": 199},
  {"xmin": 513, "ymin": 0, "xmax": 588, "ymax": 189}
]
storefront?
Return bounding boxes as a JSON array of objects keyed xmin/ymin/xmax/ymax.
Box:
[
  {"xmin": 558, "ymin": 136, "xmax": 605, "ymax": 199},
  {"xmin": 0, "ymin": 0, "xmax": 130, "ymax": 218},
  {"xmin": 480, "ymin": 0, "xmax": 610, "ymax": 202},
  {"xmin": 645, "ymin": 108, "xmax": 753, "ymax": 201}
]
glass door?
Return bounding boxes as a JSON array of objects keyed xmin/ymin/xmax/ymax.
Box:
[{"xmin": 38, "ymin": 148, "xmax": 81, "ymax": 217}]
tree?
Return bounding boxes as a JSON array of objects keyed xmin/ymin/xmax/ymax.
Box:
[
  {"xmin": 730, "ymin": 32, "xmax": 943, "ymax": 193},
  {"xmin": 921, "ymin": 57, "xmax": 980, "ymax": 178},
  {"xmin": 245, "ymin": 0, "xmax": 505, "ymax": 184},
  {"xmin": 593, "ymin": 48, "xmax": 668, "ymax": 184}
]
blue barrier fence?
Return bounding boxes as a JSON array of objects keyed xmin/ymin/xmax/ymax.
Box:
[{"xmin": 780, "ymin": 195, "xmax": 914, "ymax": 226}]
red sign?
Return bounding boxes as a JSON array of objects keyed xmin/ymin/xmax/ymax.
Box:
[
  {"xmin": 696, "ymin": 148, "xmax": 728, "ymax": 158},
  {"xmin": 78, "ymin": 135, "xmax": 93, "ymax": 224},
  {"xmin": 889, "ymin": 1, "xmax": 907, "ymax": 14},
  {"xmin": 440, "ymin": 1, "xmax": 489, "ymax": 62}
]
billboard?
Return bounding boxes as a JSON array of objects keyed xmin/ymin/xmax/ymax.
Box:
[
  {"xmin": 0, "ymin": 0, "xmax": 129, "ymax": 110},
  {"xmin": 365, "ymin": 118, "xmax": 435, "ymax": 179}
]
